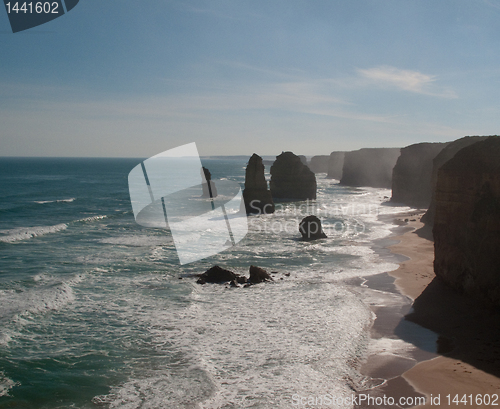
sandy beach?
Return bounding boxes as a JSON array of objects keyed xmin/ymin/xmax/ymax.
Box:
[{"xmin": 357, "ymin": 213, "xmax": 500, "ymax": 408}]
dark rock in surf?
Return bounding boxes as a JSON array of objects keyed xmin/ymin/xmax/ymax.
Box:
[
  {"xmin": 197, "ymin": 265, "xmax": 237, "ymax": 284},
  {"xmin": 299, "ymin": 215, "xmax": 327, "ymax": 240},
  {"xmin": 249, "ymin": 265, "xmax": 273, "ymax": 284}
]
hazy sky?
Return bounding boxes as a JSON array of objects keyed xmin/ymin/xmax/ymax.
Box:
[{"xmin": 1, "ymin": 0, "xmax": 500, "ymax": 157}]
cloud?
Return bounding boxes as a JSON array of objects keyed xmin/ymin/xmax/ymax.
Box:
[{"xmin": 356, "ymin": 66, "xmax": 457, "ymax": 98}]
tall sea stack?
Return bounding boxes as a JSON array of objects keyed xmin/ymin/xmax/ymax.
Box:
[
  {"xmin": 433, "ymin": 136, "xmax": 500, "ymax": 307},
  {"xmin": 201, "ymin": 167, "xmax": 218, "ymax": 198},
  {"xmin": 422, "ymin": 135, "xmax": 490, "ymax": 226},
  {"xmin": 270, "ymin": 152, "xmax": 316, "ymax": 200},
  {"xmin": 391, "ymin": 142, "xmax": 449, "ymax": 208},
  {"xmin": 243, "ymin": 154, "xmax": 275, "ymax": 214},
  {"xmin": 340, "ymin": 148, "xmax": 401, "ymax": 188}
]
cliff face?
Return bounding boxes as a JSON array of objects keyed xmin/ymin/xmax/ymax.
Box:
[
  {"xmin": 422, "ymin": 136, "xmax": 490, "ymax": 225},
  {"xmin": 243, "ymin": 154, "xmax": 275, "ymax": 214},
  {"xmin": 433, "ymin": 136, "xmax": 500, "ymax": 307},
  {"xmin": 326, "ymin": 152, "xmax": 345, "ymax": 180},
  {"xmin": 270, "ymin": 151, "xmax": 316, "ymax": 200},
  {"xmin": 391, "ymin": 142, "xmax": 449, "ymax": 208},
  {"xmin": 308, "ymin": 155, "xmax": 330, "ymax": 173},
  {"xmin": 340, "ymin": 148, "xmax": 401, "ymax": 188},
  {"xmin": 298, "ymin": 155, "xmax": 308, "ymax": 166}
]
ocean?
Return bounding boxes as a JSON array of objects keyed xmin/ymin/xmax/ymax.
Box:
[{"xmin": 0, "ymin": 157, "xmax": 415, "ymax": 408}]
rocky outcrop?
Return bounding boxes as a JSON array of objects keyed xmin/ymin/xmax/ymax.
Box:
[
  {"xmin": 308, "ymin": 156, "xmax": 330, "ymax": 173},
  {"xmin": 422, "ymin": 136, "xmax": 490, "ymax": 226},
  {"xmin": 201, "ymin": 167, "xmax": 217, "ymax": 198},
  {"xmin": 298, "ymin": 155, "xmax": 308, "ymax": 166},
  {"xmin": 299, "ymin": 215, "xmax": 327, "ymax": 240},
  {"xmin": 326, "ymin": 152, "xmax": 345, "ymax": 180},
  {"xmin": 340, "ymin": 148, "xmax": 401, "ymax": 188},
  {"xmin": 197, "ymin": 265, "xmax": 238, "ymax": 284},
  {"xmin": 249, "ymin": 265, "xmax": 273, "ymax": 283},
  {"xmin": 243, "ymin": 154, "xmax": 275, "ymax": 215},
  {"xmin": 391, "ymin": 142, "xmax": 449, "ymax": 208},
  {"xmin": 270, "ymin": 152, "xmax": 316, "ymax": 200},
  {"xmin": 433, "ymin": 136, "xmax": 500, "ymax": 307},
  {"xmin": 196, "ymin": 265, "xmax": 274, "ymax": 285}
]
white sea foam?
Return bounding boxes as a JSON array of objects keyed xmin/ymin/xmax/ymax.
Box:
[
  {"xmin": 0, "ymin": 280, "xmax": 77, "ymax": 324},
  {"xmin": 93, "ymin": 276, "xmax": 372, "ymax": 409},
  {"xmin": 0, "ymin": 372, "xmax": 19, "ymax": 397},
  {"xmin": 77, "ymin": 215, "xmax": 107, "ymax": 223},
  {"xmin": 98, "ymin": 235, "xmax": 172, "ymax": 247},
  {"xmin": 0, "ymin": 223, "xmax": 68, "ymax": 243},
  {"xmin": 34, "ymin": 198, "xmax": 76, "ymax": 204}
]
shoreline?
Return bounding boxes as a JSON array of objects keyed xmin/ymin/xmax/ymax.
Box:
[{"xmin": 356, "ymin": 211, "xmax": 500, "ymax": 408}]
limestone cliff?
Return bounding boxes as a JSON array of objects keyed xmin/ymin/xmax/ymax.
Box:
[
  {"xmin": 326, "ymin": 152, "xmax": 345, "ymax": 180},
  {"xmin": 391, "ymin": 142, "xmax": 449, "ymax": 208},
  {"xmin": 270, "ymin": 152, "xmax": 316, "ymax": 200},
  {"xmin": 340, "ymin": 148, "xmax": 401, "ymax": 188},
  {"xmin": 422, "ymin": 136, "xmax": 490, "ymax": 225},
  {"xmin": 243, "ymin": 154, "xmax": 275, "ymax": 214},
  {"xmin": 433, "ymin": 136, "xmax": 500, "ymax": 307},
  {"xmin": 308, "ymin": 155, "xmax": 330, "ymax": 173}
]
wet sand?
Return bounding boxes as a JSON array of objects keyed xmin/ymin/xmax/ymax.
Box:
[{"xmin": 357, "ymin": 213, "xmax": 500, "ymax": 408}]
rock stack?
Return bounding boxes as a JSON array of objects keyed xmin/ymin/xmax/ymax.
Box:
[
  {"xmin": 201, "ymin": 166, "xmax": 217, "ymax": 198},
  {"xmin": 299, "ymin": 215, "xmax": 327, "ymax": 240},
  {"xmin": 270, "ymin": 152, "xmax": 316, "ymax": 200},
  {"xmin": 243, "ymin": 154, "xmax": 275, "ymax": 214}
]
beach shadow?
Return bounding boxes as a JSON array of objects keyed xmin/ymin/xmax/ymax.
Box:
[{"xmin": 397, "ymin": 277, "xmax": 500, "ymax": 377}]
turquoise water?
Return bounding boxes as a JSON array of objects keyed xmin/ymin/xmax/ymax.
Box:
[{"xmin": 0, "ymin": 157, "xmax": 410, "ymax": 408}]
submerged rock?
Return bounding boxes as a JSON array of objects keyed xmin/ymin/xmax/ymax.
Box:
[
  {"xmin": 299, "ymin": 215, "xmax": 327, "ymax": 240},
  {"xmin": 270, "ymin": 152, "xmax": 316, "ymax": 200},
  {"xmin": 433, "ymin": 136, "xmax": 500, "ymax": 307},
  {"xmin": 243, "ymin": 153, "xmax": 275, "ymax": 215}
]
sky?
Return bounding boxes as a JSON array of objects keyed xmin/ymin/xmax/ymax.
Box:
[{"xmin": 1, "ymin": 0, "xmax": 500, "ymax": 157}]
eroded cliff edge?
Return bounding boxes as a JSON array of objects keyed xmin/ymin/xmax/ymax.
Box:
[
  {"xmin": 340, "ymin": 148, "xmax": 401, "ymax": 188},
  {"xmin": 433, "ymin": 136, "xmax": 500, "ymax": 307},
  {"xmin": 422, "ymin": 136, "xmax": 489, "ymax": 225},
  {"xmin": 391, "ymin": 142, "xmax": 449, "ymax": 208}
]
